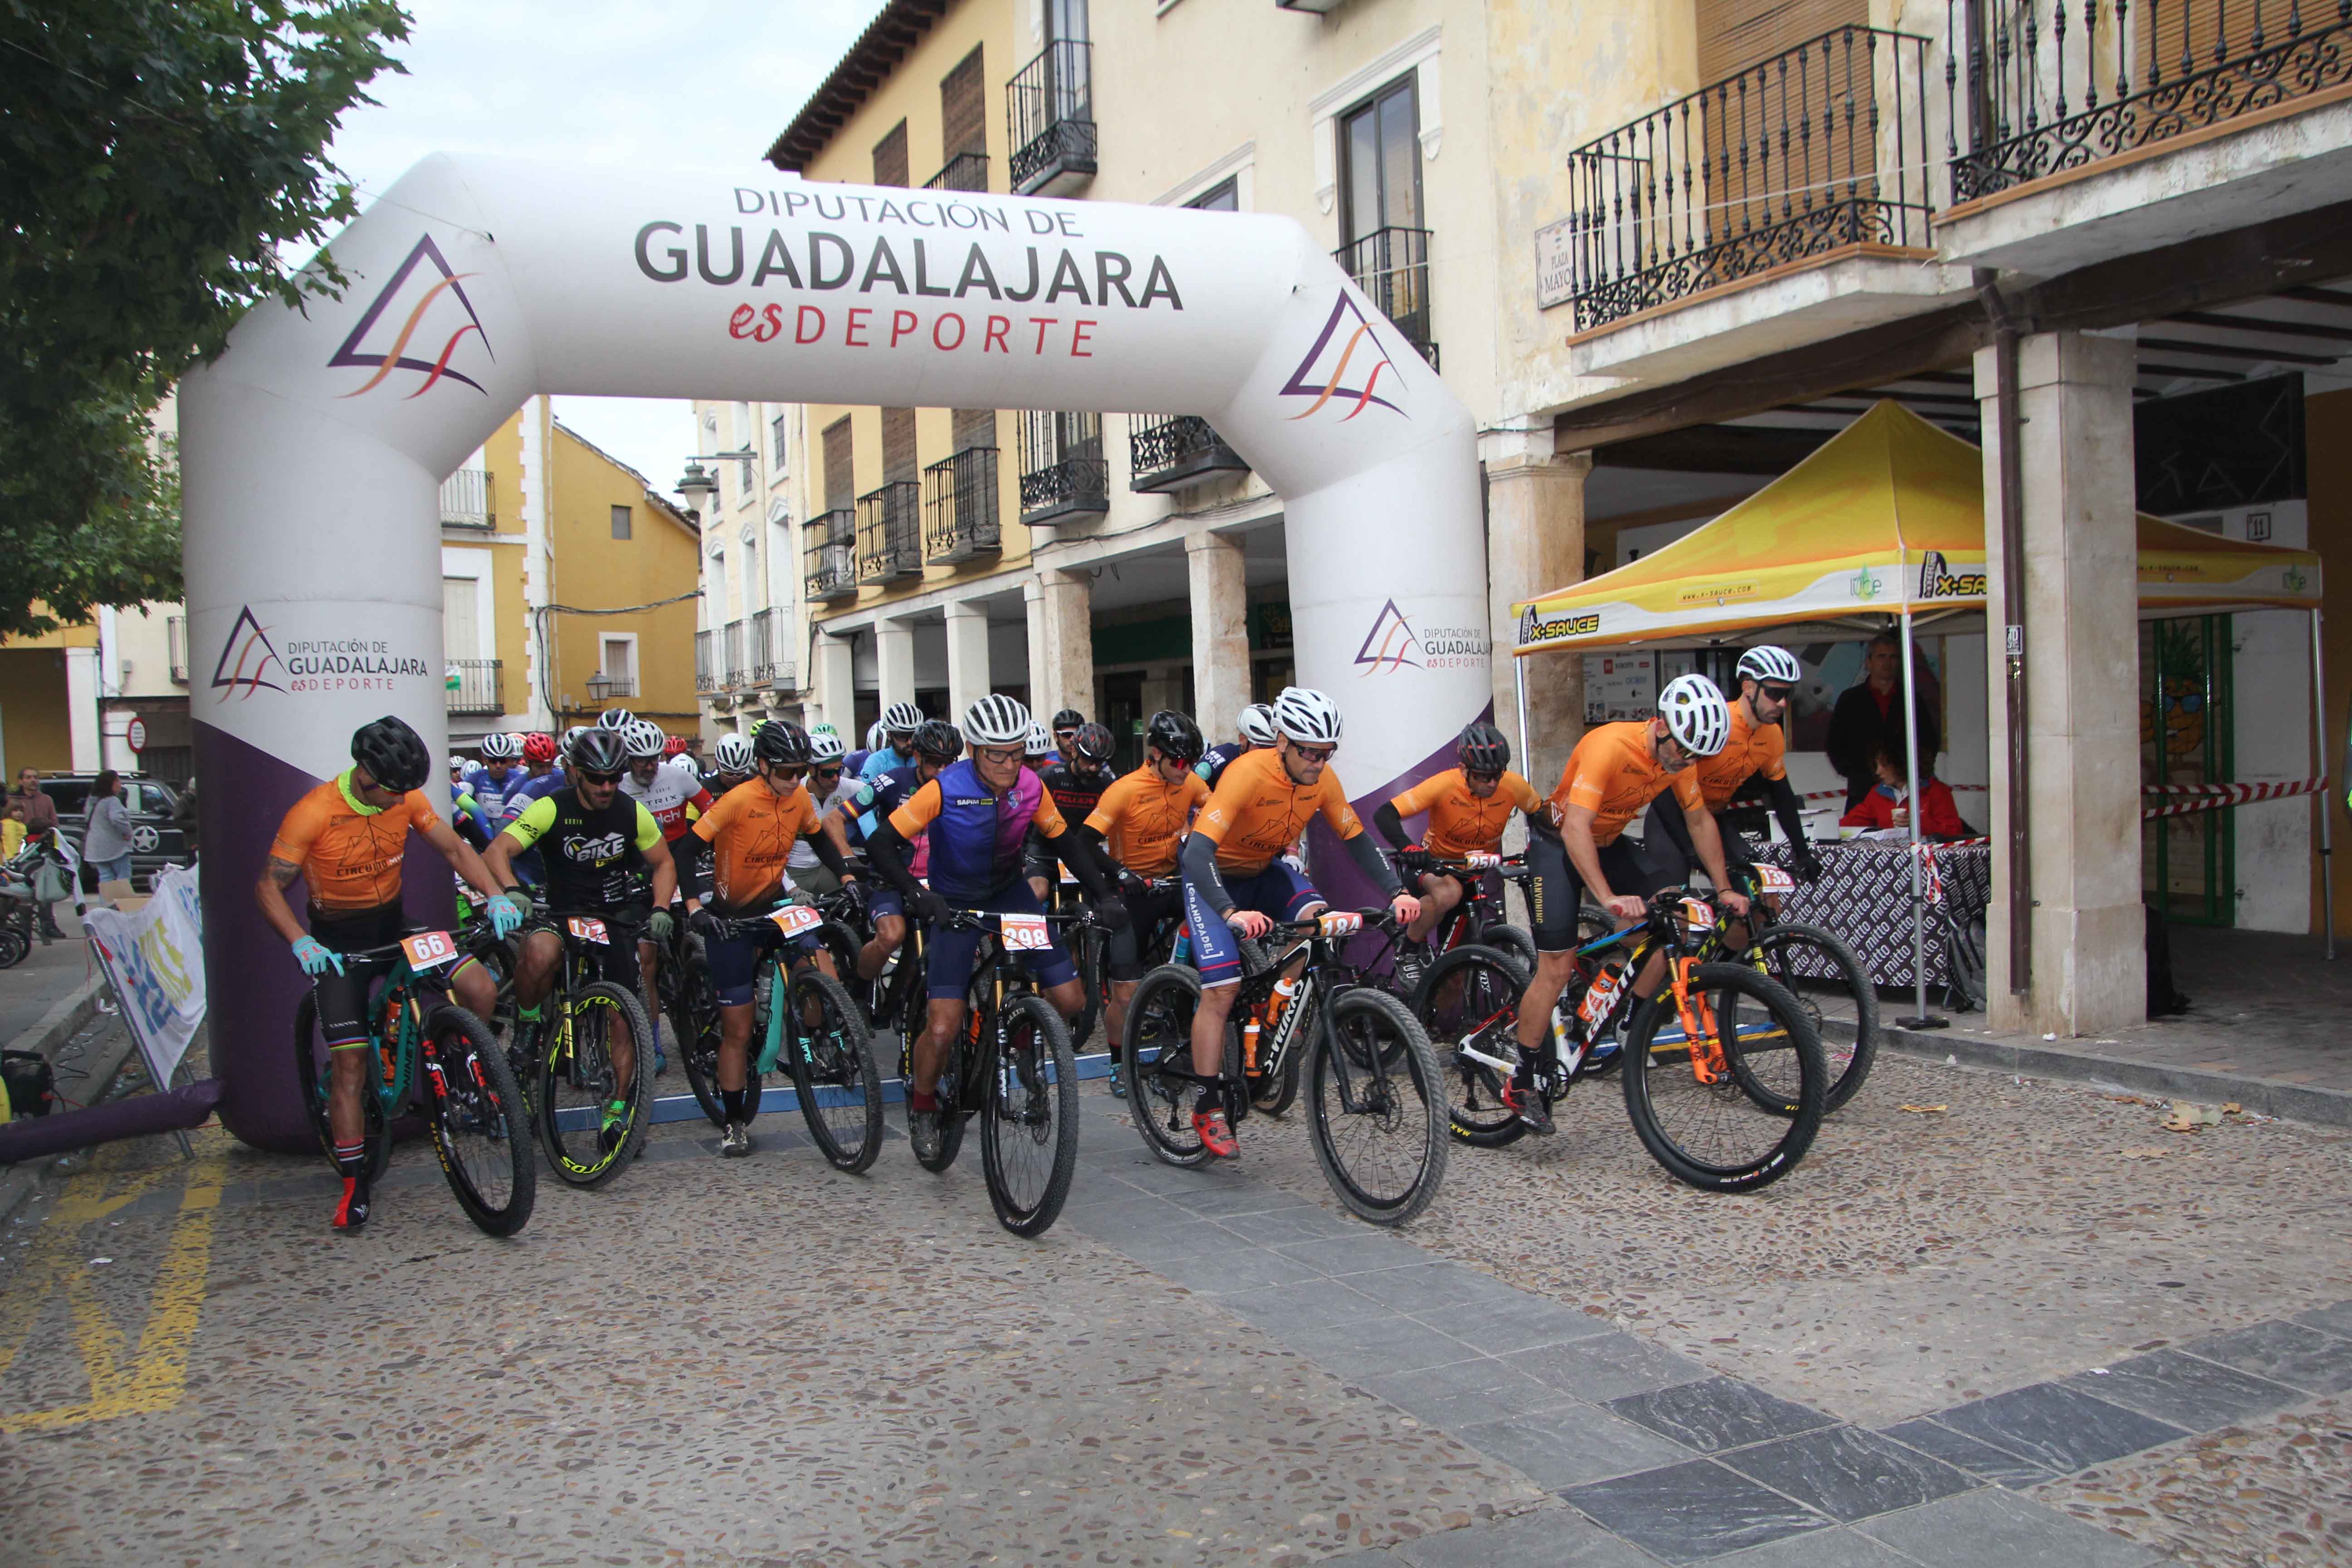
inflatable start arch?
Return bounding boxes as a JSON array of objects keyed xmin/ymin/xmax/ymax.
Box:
[{"xmin": 182, "ymin": 155, "xmax": 1488, "ymax": 1151}]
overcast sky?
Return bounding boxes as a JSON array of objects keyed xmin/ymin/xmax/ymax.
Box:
[{"xmin": 323, "ymin": 0, "xmax": 875, "ymax": 491}]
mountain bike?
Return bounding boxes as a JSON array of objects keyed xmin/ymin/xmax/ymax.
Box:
[
  {"xmin": 1419, "ymin": 888, "xmax": 1827, "ymax": 1193},
  {"xmin": 1703, "ymin": 860, "xmax": 1879, "ymax": 1113},
  {"xmin": 1394, "ymin": 849, "xmax": 1539, "ymax": 979},
  {"xmin": 1122, "ymin": 908, "xmax": 1449, "ymax": 1227},
  {"xmin": 515, "ymin": 912, "xmax": 655, "ymax": 1188},
  {"xmin": 291, "ymin": 930, "xmax": 535, "ymax": 1235},
  {"xmin": 1042, "ymin": 869, "xmax": 1108, "ymax": 1050},
  {"xmin": 906, "ymin": 906, "xmax": 1091, "ymax": 1237}
]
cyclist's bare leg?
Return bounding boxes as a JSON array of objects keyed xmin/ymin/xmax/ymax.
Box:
[
  {"xmin": 914, "ymin": 997, "xmax": 965, "ymax": 1096},
  {"xmin": 1407, "ymin": 872, "xmax": 1460, "ymax": 945},
  {"xmin": 1190, "ymin": 980, "xmax": 1238, "ymax": 1076},
  {"xmin": 1028, "ymin": 874, "xmax": 1052, "ymax": 903},
  {"xmin": 450, "ymin": 956, "xmax": 498, "ymax": 1020},
  {"xmin": 795, "ymin": 946, "xmax": 840, "ymax": 1026},
  {"xmin": 327, "ymin": 1044, "xmax": 368, "ymax": 1148},
  {"xmin": 1043, "ymin": 976, "xmax": 1086, "ymax": 1022},
  {"xmin": 1106, "ymin": 978, "xmax": 1137, "ymax": 1055},
  {"xmin": 717, "ymin": 1002, "xmax": 755, "ymax": 1093},
  {"xmin": 857, "ymin": 914, "xmax": 904, "ymax": 982},
  {"xmin": 512, "ymin": 930, "xmax": 562, "ymax": 1012}
]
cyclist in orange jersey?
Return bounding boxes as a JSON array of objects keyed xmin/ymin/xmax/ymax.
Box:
[{"xmin": 1374, "ymin": 720, "xmax": 1544, "ymax": 990}]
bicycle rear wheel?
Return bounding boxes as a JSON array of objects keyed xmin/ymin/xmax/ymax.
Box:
[
  {"xmin": 1744, "ymin": 923, "xmax": 1877, "ymax": 1113},
  {"xmin": 1478, "ymin": 921, "xmax": 1538, "ymax": 982},
  {"xmin": 535, "ymin": 982, "xmax": 652, "ymax": 1188},
  {"xmin": 982, "ymin": 995, "xmax": 1080, "ymax": 1235},
  {"xmin": 674, "ymin": 956, "xmax": 758, "ymax": 1129},
  {"xmin": 291, "ymin": 993, "xmax": 392, "ymax": 1180},
  {"xmin": 422, "ymin": 1004, "xmax": 536, "ymax": 1235},
  {"xmin": 1122, "ymin": 963, "xmax": 1212, "ymax": 1168},
  {"xmin": 1308, "ymin": 989, "xmax": 1448, "ymax": 1226},
  {"xmin": 1066, "ymin": 924, "xmax": 1106, "ymax": 1051},
  {"xmin": 788, "ymin": 967, "xmax": 883, "ymax": 1173},
  {"xmin": 1412, "ymin": 944, "xmax": 1531, "ymax": 1148},
  {"xmin": 1621, "ymin": 964, "xmax": 1825, "ymax": 1193}
]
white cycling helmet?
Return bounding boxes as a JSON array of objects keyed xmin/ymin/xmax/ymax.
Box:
[
  {"xmin": 810, "ymin": 721, "xmax": 839, "ymax": 740},
  {"xmin": 666, "ymin": 753, "xmax": 700, "ymax": 776},
  {"xmin": 1735, "ymin": 645, "xmax": 1803, "ymax": 686},
  {"xmin": 808, "ymin": 728, "xmax": 846, "ymax": 763},
  {"xmin": 1658, "ymin": 673, "xmax": 1731, "ymax": 756},
  {"xmin": 1270, "ymin": 687, "xmax": 1343, "ymax": 745},
  {"xmin": 1025, "ymin": 720, "xmax": 1056, "ymax": 759},
  {"xmin": 714, "ymin": 732, "xmax": 754, "ymax": 772},
  {"xmin": 560, "ymin": 726, "xmax": 588, "ymax": 753},
  {"xmin": 447, "ymin": 755, "xmax": 466, "ymax": 774},
  {"xmin": 620, "ymin": 719, "xmax": 668, "ymax": 759},
  {"xmin": 865, "ymin": 720, "xmax": 888, "ymax": 750},
  {"xmin": 962, "ymin": 692, "xmax": 1032, "ymax": 747},
  {"xmin": 479, "ymin": 731, "xmax": 520, "ymax": 760},
  {"xmin": 596, "ymin": 708, "xmax": 636, "ymax": 731},
  {"xmin": 1237, "ymin": 703, "xmax": 1279, "ymax": 748},
  {"xmin": 881, "ymin": 700, "xmax": 924, "ymax": 734}
]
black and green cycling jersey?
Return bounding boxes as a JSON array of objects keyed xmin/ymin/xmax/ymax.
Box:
[{"xmin": 499, "ymin": 788, "xmax": 662, "ymax": 910}]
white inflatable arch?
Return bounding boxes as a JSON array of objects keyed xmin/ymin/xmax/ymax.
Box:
[{"xmin": 183, "ymin": 155, "xmax": 1486, "ymax": 1151}]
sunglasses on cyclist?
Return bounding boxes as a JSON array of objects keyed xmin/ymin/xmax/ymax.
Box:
[
  {"xmin": 576, "ymin": 769, "xmax": 623, "ymax": 786},
  {"xmin": 1465, "ymin": 768, "xmax": 1503, "ymax": 785},
  {"xmin": 769, "ymin": 764, "xmax": 808, "ymax": 780},
  {"xmin": 1289, "ymin": 742, "xmax": 1337, "ymax": 764},
  {"xmin": 813, "ymin": 764, "xmax": 843, "ymax": 777},
  {"xmin": 1759, "ymin": 683, "xmax": 1796, "ymax": 702}
]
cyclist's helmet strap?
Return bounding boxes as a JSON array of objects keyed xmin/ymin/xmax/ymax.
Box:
[
  {"xmin": 352, "ymin": 715, "xmax": 432, "ymax": 793},
  {"xmin": 1658, "ymin": 673, "xmax": 1731, "ymax": 756},
  {"xmin": 1457, "ymin": 720, "xmax": 1510, "ymax": 774}
]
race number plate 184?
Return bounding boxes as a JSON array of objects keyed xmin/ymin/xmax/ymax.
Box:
[
  {"xmin": 769, "ymin": 904, "xmax": 822, "ymax": 938},
  {"xmin": 999, "ymin": 913, "xmax": 1053, "ymax": 951},
  {"xmin": 401, "ymin": 930, "xmax": 460, "ymax": 969}
]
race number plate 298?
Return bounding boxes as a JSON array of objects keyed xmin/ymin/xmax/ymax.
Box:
[
  {"xmin": 401, "ymin": 930, "xmax": 459, "ymax": 969},
  {"xmin": 999, "ymin": 913, "xmax": 1053, "ymax": 951},
  {"xmin": 566, "ymin": 916, "xmax": 610, "ymax": 945},
  {"xmin": 769, "ymin": 904, "xmax": 822, "ymax": 938}
]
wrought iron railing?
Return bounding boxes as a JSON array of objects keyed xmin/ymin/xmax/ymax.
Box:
[
  {"xmin": 804, "ymin": 508, "xmax": 858, "ymax": 601},
  {"xmin": 924, "ymin": 446, "xmax": 1001, "ymax": 561},
  {"xmin": 748, "ymin": 607, "xmax": 781, "ymax": 685},
  {"xmin": 1008, "ymin": 40, "xmax": 1098, "ymax": 193},
  {"xmin": 925, "ymin": 151, "xmax": 991, "ymax": 192},
  {"xmin": 1129, "ymin": 415, "xmax": 1249, "ymax": 490},
  {"xmin": 1017, "ymin": 410, "xmax": 1108, "ymax": 522},
  {"xmin": 1564, "ymin": 26, "xmax": 1935, "ymax": 331},
  {"xmin": 167, "ymin": 615, "xmax": 189, "ymax": 684},
  {"xmin": 1948, "ymin": 0, "xmax": 2352, "ymax": 199},
  {"xmin": 446, "ymin": 659, "xmax": 502, "ymax": 715},
  {"xmin": 696, "ymin": 629, "xmax": 719, "ymax": 693},
  {"xmin": 1333, "ymin": 228, "xmax": 1440, "ymax": 368},
  {"xmin": 439, "ymin": 467, "xmax": 494, "ymax": 529},
  {"xmin": 855, "ymin": 481, "xmax": 923, "ymax": 582},
  {"xmin": 720, "ymin": 621, "xmax": 746, "ymax": 688}
]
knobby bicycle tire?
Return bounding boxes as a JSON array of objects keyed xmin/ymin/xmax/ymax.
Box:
[
  {"xmin": 423, "ymin": 1004, "xmax": 536, "ymax": 1235},
  {"xmin": 1123, "ymin": 963, "xmax": 1212, "ymax": 1168},
  {"xmin": 292, "ymin": 992, "xmax": 392, "ymax": 1181},
  {"xmin": 1743, "ymin": 923, "xmax": 1878, "ymax": 1115},
  {"xmin": 674, "ymin": 956, "xmax": 759, "ymax": 1129},
  {"xmin": 1307, "ymin": 988, "xmax": 1448, "ymax": 1226},
  {"xmin": 787, "ymin": 966, "xmax": 883, "ymax": 1173},
  {"xmin": 1066, "ymin": 925, "xmax": 1106, "ymax": 1052},
  {"xmin": 1477, "ymin": 921, "xmax": 1538, "ymax": 982},
  {"xmin": 1412, "ymin": 944, "xmax": 1532, "ymax": 1148},
  {"xmin": 1619, "ymin": 964, "xmax": 1825, "ymax": 1194},
  {"xmin": 981, "ymin": 994, "xmax": 1080, "ymax": 1236},
  {"xmin": 535, "ymin": 980, "xmax": 653, "ymax": 1188}
]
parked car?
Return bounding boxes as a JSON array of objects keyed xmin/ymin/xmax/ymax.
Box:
[{"xmin": 36, "ymin": 773, "xmax": 193, "ymax": 892}]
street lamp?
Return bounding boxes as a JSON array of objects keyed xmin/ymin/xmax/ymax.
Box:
[
  {"xmin": 677, "ymin": 446, "xmax": 755, "ymax": 502},
  {"xmin": 586, "ymin": 673, "xmax": 617, "ymax": 707}
]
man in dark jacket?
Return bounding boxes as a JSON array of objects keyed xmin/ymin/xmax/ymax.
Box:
[{"xmin": 1825, "ymin": 632, "xmax": 1940, "ymax": 809}]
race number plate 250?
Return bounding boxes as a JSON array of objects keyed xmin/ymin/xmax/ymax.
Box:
[
  {"xmin": 401, "ymin": 930, "xmax": 460, "ymax": 969},
  {"xmin": 999, "ymin": 913, "xmax": 1053, "ymax": 951},
  {"xmin": 566, "ymin": 916, "xmax": 610, "ymax": 945},
  {"xmin": 769, "ymin": 905, "xmax": 822, "ymax": 938}
]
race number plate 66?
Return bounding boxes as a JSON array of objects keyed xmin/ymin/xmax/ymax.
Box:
[
  {"xmin": 999, "ymin": 913, "xmax": 1053, "ymax": 951},
  {"xmin": 769, "ymin": 904, "xmax": 822, "ymax": 938},
  {"xmin": 401, "ymin": 930, "xmax": 460, "ymax": 969},
  {"xmin": 566, "ymin": 916, "xmax": 610, "ymax": 945}
]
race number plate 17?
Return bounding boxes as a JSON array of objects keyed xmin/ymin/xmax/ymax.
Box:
[
  {"xmin": 566, "ymin": 916, "xmax": 610, "ymax": 945},
  {"xmin": 1000, "ymin": 913, "xmax": 1053, "ymax": 951},
  {"xmin": 401, "ymin": 930, "xmax": 460, "ymax": 969},
  {"xmin": 770, "ymin": 904, "xmax": 823, "ymax": 938}
]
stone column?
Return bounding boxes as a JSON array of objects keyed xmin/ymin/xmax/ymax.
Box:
[
  {"xmin": 944, "ymin": 600, "xmax": 992, "ymax": 720},
  {"xmin": 1023, "ymin": 577, "xmax": 1049, "ymax": 712},
  {"xmin": 1186, "ymin": 528, "xmax": 1252, "ymax": 739},
  {"xmin": 875, "ymin": 615, "xmax": 917, "ymax": 719},
  {"xmin": 1977, "ymin": 329, "xmax": 2145, "ymax": 1036},
  {"xmin": 1036, "ymin": 566, "xmax": 1096, "ymax": 723},
  {"xmin": 1481, "ymin": 427, "xmax": 1592, "ymax": 784},
  {"xmin": 812, "ymin": 628, "xmax": 857, "ymax": 734}
]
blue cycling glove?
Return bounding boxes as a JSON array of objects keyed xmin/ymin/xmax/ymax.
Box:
[
  {"xmin": 291, "ymin": 936, "xmax": 344, "ymax": 976},
  {"xmin": 487, "ymin": 891, "xmax": 528, "ymax": 938}
]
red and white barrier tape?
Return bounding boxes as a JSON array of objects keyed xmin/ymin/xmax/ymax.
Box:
[{"xmin": 2139, "ymin": 778, "xmax": 2327, "ymax": 820}]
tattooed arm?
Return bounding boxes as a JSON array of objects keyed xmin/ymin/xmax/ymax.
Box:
[{"xmin": 255, "ymin": 854, "xmax": 310, "ymax": 945}]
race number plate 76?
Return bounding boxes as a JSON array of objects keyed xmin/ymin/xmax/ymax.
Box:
[
  {"xmin": 401, "ymin": 930, "xmax": 459, "ymax": 969},
  {"xmin": 769, "ymin": 904, "xmax": 822, "ymax": 938}
]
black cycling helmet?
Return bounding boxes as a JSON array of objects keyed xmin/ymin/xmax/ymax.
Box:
[
  {"xmin": 913, "ymin": 718, "xmax": 964, "ymax": 763},
  {"xmin": 568, "ymin": 727, "xmax": 628, "ymax": 776},
  {"xmin": 1458, "ymin": 720, "xmax": 1511, "ymax": 775},
  {"xmin": 350, "ymin": 715, "xmax": 432, "ymax": 793},
  {"xmin": 1145, "ymin": 709, "xmax": 1204, "ymax": 765},
  {"xmin": 1071, "ymin": 722, "xmax": 1116, "ymax": 766},
  {"xmin": 1050, "ymin": 707, "xmax": 1085, "ymax": 733},
  {"xmin": 752, "ymin": 719, "xmax": 813, "ymax": 767}
]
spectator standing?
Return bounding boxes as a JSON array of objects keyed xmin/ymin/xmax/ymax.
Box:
[
  {"xmin": 3, "ymin": 797, "xmax": 24, "ymax": 862},
  {"xmin": 1825, "ymin": 632, "xmax": 1940, "ymax": 809},
  {"xmin": 8, "ymin": 769, "xmax": 66, "ymax": 937},
  {"xmin": 81, "ymin": 770, "xmax": 136, "ymax": 887}
]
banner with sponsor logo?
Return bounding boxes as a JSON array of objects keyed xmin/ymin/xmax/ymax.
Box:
[{"xmin": 82, "ymin": 863, "xmax": 207, "ymax": 1087}]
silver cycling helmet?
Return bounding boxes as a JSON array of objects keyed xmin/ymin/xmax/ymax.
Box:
[
  {"xmin": 619, "ymin": 718, "xmax": 668, "ymax": 759},
  {"xmin": 1659, "ymin": 673, "xmax": 1731, "ymax": 756},
  {"xmin": 1270, "ymin": 687, "xmax": 1343, "ymax": 745},
  {"xmin": 596, "ymin": 708, "xmax": 636, "ymax": 732},
  {"xmin": 962, "ymin": 692, "xmax": 1032, "ymax": 748},
  {"xmin": 1237, "ymin": 703, "xmax": 1278, "ymax": 748},
  {"xmin": 1025, "ymin": 720, "xmax": 1056, "ymax": 759},
  {"xmin": 808, "ymin": 728, "xmax": 846, "ymax": 763},
  {"xmin": 1735, "ymin": 645, "xmax": 1803, "ymax": 686},
  {"xmin": 713, "ymin": 732, "xmax": 753, "ymax": 772}
]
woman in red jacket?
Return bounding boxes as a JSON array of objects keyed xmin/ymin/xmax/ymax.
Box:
[{"xmin": 1840, "ymin": 743, "xmax": 1971, "ymax": 839}]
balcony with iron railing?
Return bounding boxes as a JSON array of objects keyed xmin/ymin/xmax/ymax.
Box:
[
  {"xmin": 446, "ymin": 658, "xmax": 503, "ymax": 715},
  {"xmin": 1008, "ymin": 40, "xmax": 1097, "ymax": 196},
  {"xmin": 696, "ymin": 628, "xmax": 720, "ymax": 693},
  {"xmin": 1017, "ymin": 411, "xmax": 1109, "ymax": 528},
  {"xmin": 804, "ymin": 509, "xmax": 858, "ymax": 603},
  {"xmin": 1129, "ymin": 415, "xmax": 1249, "ymax": 493},
  {"xmin": 439, "ymin": 468, "xmax": 494, "ymax": 529},
  {"xmin": 855, "ymin": 482, "xmax": 924, "ymax": 583},
  {"xmin": 719, "ymin": 620, "xmax": 746, "ymax": 691},
  {"xmin": 1333, "ymin": 228, "xmax": 1441, "ymax": 369},
  {"xmin": 1946, "ymin": 0, "xmax": 2352, "ymax": 202},
  {"xmin": 747, "ymin": 606, "xmax": 795, "ymax": 690},
  {"xmin": 1562, "ymin": 26, "xmax": 1936, "ymax": 333},
  {"xmin": 925, "ymin": 151, "xmax": 990, "ymax": 193},
  {"xmin": 923, "ymin": 446, "xmax": 1002, "ymax": 564},
  {"xmin": 167, "ymin": 615, "xmax": 189, "ymax": 684}
]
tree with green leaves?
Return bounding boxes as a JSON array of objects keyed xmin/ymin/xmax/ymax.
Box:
[{"xmin": 0, "ymin": 0, "xmax": 411, "ymax": 637}]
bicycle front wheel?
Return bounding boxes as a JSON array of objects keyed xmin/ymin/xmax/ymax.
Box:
[
  {"xmin": 674, "ymin": 956, "xmax": 758, "ymax": 1129},
  {"xmin": 1066, "ymin": 924, "xmax": 1106, "ymax": 1051},
  {"xmin": 422, "ymin": 1004, "xmax": 537, "ymax": 1235},
  {"xmin": 1121, "ymin": 963, "xmax": 1212, "ymax": 1168},
  {"xmin": 1621, "ymin": 963, "xmax": 1825, "ymax": 1193},
  {"xmin": 1746, "ymin": 924, "xmax": 1878, "ymax": 1113},
  {"xmin": 788, "ymin": 967, "xmax": 883, "ymax": 1173},
  {"xmin": 1308, "ymin": 989, "xmax": 1448, "ymax": 1226},
  {"xmin": 981, "ymin": 995, "xmax": 1080, "ymax": 1236},
  {"xmin": 292, "ymin": 993, "xmax": 391, "ymax": 1180},
  {"xmin": 1412, "ymin": 944, "xmax": 1531, "ymax": 1149},
  {"xmin": 535, "ymin": 982, "xmax": 652, "ymax": 1188}
]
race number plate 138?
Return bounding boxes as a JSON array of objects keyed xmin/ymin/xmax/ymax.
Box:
[
  {"xmin": 999, "ymin": 913, "xmax": 1053, "ymax": 951},
  {"xmin": 401, "ymin": 930, "xmax": 460, "ymax": 969},
  {"xmin": 769, "ymin": 905, "xmax": 822, "ymax": 938}
]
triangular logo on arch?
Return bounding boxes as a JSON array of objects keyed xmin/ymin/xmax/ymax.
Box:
[
  {"xmin": 1354, "ymin": 598, "xmax": 1423, "ymax": 674},
  {"xmin": 209, "ymin": 605, "xmax": 286, "ymax": 699},
  {"xmin": 1280, "ymin": 294, "xmax": 1407, "ymax": 422},
  {"xmin": 327, "ymin": 234, "xmax": 495, "ymax": 399}
]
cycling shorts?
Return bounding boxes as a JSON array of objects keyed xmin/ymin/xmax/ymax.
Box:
[
  {"xmin": 925, "ymin": 881, "xmax": 1076, "ymax": 1000},
  {"xmin": 1183, "ymin": 860, "xmax": 1322, "ymax": 987},
  {"xmin": 1107, "ymin": 878, "xmax": 1185, "ymax": 982},
  {"xmin": 866, "ymin": 883, "xmax": 905, "ymax": 924},
  {"xmin": 309, "ymin": 902, "xmax": 484, "ymax": 1047},
  {"xmin": 1523, "ymin": 832, "xmax": 1682, "ymax": 953},
  {"xmin": 523, "ymin": 902, "xmax": 652, "ymax": 990},
  {"xmin": 705, "ymin": 910, "xmax": 821, "ymax": 1009}
]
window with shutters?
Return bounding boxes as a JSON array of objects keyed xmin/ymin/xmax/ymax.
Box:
[
  {"xmin": 952, "ymin": 408, "xmax": 997, "ymax": 453},
  {"xmin": 882, "ymin": 407, "xmax": 918, "ymax": 484},
  {"xmin": 941, "ymin": 47, "xmax": 986, "ymax": 159},
  {"xmin": 1697, "ymin": 0, "xmax": 1866, "ymax": 85},
  {"xmin": 610, "ymin": 504, "xmax": 632, "ymax": 540},
  {"xmin": 872, "ymin": 120, "xmax": 909, "ymax": 188},
  {"xmin": 822, "ymin": 417, "xmax": 854, "ymax": 512}
]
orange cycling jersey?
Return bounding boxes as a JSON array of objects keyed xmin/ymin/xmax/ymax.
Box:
[
  {"xmin": 269, "ymin": 772, "xmax": 445, "ymax": 911},
  {"xmin": 1549, "ymin": 721, "xmax": 1705, "ymax": 847},
  {"xmin": 1691, "ymin": 703, "xmax": 1788, "ymax": 812},
  {"xmin": 691, "ymin": 779, "xmax": 822, "ymax": 914},
  {"xmin": 1191, "ymin": 745, "xmax": 1364, "ymax": 876},
  {"xmin": 1085, "ymin": 765, "xmax": 1209, "ymax": 877},
  {"xmin": 1388, "ymin": 767, "xmax": 1542, "ymax": 861}
]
